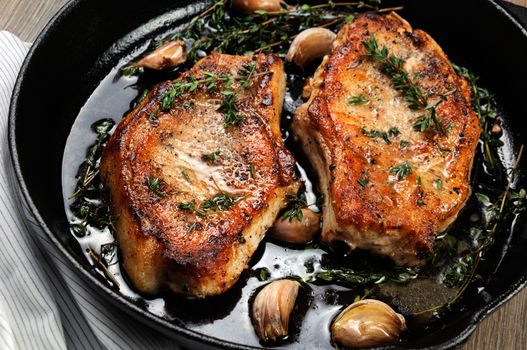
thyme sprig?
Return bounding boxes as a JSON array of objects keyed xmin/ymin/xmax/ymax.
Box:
[
  {"xmin": 418, "ymin": 144, "xmax": 525, "ymax": 316},
  {"xmin": 177, "ymin": 192, "xmax": 244, "ymax": 216},
  {"xmin": 162, "ymin": 71, "xmax": 234, "ymax": 111},
  {"xmin": 390, "ymin": 160, "xmax": 412, "ymax": 180},
  {"xmin": 146, "ymin": 175, "xmax": 165, "ymax": 197},
  {"xmin": 348, "ymin": 93, "xmax": 369, "ymax": 105},
  {"xmin": 361, "ymin": 126, "xmax": 400, "ymax": 144},
  {"xmin": 221, "ymin": 90, "xmax": 244, "ymax": 127},
  {"xmin": 69, "ymin": 119, "xmax": 115, "ymax": 237},
  {"xmin": 148, "ymin": 0, "xmax": 396, "ymax": 65},
  {"xmin": 313, "ymin": 266, "xmax": 418, "ymax": 286},
  {"xmin": 281, "ymin": 195, "xmax": 308, "ymax": 222},
  {"xmin": 453, "ymin": 63, "xmax": 503, "ymax": 168},
  {"xmin": 362, "ymin": 34, "xmax": 451, "ymax": 134}
]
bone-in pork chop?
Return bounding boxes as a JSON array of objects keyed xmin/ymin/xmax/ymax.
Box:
[
  {"xmin": 293, "ymin": 13, "xmax": 481, "ymax": 265},
  {"xmin": 101, "ymin": 52, "xmax": 299, "ymax": 297}
]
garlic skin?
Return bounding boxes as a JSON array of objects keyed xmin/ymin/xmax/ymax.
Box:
[
  {"xmin": 251, "ymin": 279, "xmax": 300, "ymax": 342},
  {"xmin": 271, "ymin": 208, "xmax": 320, "ymax": 244},
  {"xmin": 135, "ymin": 40, "xmax": 187, "ymax": 70},
  {"xmin": 331, "ymin": 299, "xmax": 406, "ymax": 348},
  {"xmin": 232, "ymin": 0, "xmax": 283, "ymax": 13},
  {"xmin": 286, "ymin": 28, "xmax": 336, "ymax": 69}
]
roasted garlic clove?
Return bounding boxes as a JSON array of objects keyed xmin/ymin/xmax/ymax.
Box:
[
  {"xmin": 135, "ymin": 40, "xmax": 187, "ymax": 70},
  {"xmin": 271, "ymin": 208, "xmax": 320, "ymax": 244},
  {"xmin": 232, "ymin": 0, "xmax": 283, "ymax": 13},
  {"xmin": 331, "ymin": 299, "xmax": 406, "ymax": 348},
  {"xmin": 286, "ymin": 28, "xmax": 336, "ymax": 69},
  {"xmin": 251, "ymin": 279, "xmax": 300, "ymax": 342}
]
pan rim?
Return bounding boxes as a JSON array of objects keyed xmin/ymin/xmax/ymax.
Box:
[{"xmin": 7, "ymin": 0, "xmax": 527, "ymax": 348}]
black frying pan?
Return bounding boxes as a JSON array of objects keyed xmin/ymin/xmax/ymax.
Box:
[{"xmin": 8, "ymin": 0, "xmax": 527, "ymax": 348}]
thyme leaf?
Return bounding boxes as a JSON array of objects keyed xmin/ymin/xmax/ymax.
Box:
[
  {"xmin": 361, "ymin": 126, "xmax": 400, "ymax": 144},
  {"xmin": 201, "ymin": 192, "xmax": 244, "ymax": 212},
  {"xmin": 390, "ymin": 160, "xmax": 412, "ymax": 180},
  {"xmin": 348, "ymin": 93, "xmax": 369, "ymax": 105},
  {"xmin": 220, "ymin": 90, "xmax": 243, "ymax": 127},
  {"xmin": 281, "ymin": 195, "xmax": 308, "ymax": 222},
  {"xmin": 146, "ymin": 175, "xmax": 165, "ymax": 197}
]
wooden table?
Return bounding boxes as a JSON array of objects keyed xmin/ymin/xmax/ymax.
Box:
[{"xmin": 2, "ymin": 1, "xmax": 526, "ymax": 349}]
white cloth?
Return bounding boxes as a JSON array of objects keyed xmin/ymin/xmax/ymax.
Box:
[{"xmin": 0, "ymin": 31, "xmax": 180, "ymax": 350}]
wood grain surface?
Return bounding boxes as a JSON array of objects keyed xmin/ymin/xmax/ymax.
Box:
[{"xmin": 1, "ymin": 0, "xmax": 526, "ymax": 349}]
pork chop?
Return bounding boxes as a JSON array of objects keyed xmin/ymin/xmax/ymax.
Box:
[
  {"xmin": 293, "ymin": 13, "xmax": 481, "ymax": 265},
  {"xmin": 101, "ymin": 52, "xmax": 299, "ymax": 298}
]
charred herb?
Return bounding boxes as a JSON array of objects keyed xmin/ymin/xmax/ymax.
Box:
[{"xmin": 69, "ymin": 118, "xmax": 115, "ymax": 237}]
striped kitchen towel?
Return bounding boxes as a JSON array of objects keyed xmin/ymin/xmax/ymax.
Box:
[{"xmin": 0, "ymin": 31, "xmax": 180, "ymax": 350}]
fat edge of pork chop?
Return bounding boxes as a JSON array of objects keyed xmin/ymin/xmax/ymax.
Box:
[
  {"xmin": 293, "ymin": 13, "xmax": 481, "ymax": 266},
  {"xmin": 101, "ymin": 53, "xmax": 300, "ymax": 298}
]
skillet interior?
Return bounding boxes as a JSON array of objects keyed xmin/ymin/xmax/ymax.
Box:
[{"xmin": 8, "ymin": 0, "xmax": 527, "ymax": 348}]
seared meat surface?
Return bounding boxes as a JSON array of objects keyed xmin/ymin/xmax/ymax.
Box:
[
  {"xmin": 293, "ymin": 13, "xmax": 481, "ymax": 265},
  {"xmin": 101, "ymin": 53, "xmax": 299, "ymax": 298}
]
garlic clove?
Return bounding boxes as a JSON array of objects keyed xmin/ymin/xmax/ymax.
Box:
[
  {"xmin": 286, "ymin": 28, "xmax": 336, "ymax": 70},
  {"xmin": 331, "ymin": 299, "xmax": 406, "ymax": 348},
  {"xmin": 271, "ymin": 208, "xmax": 320, "ymax": 244},
  {"xmin": 251, "ymin": 279, "xmax": 300, "ymax": 342},
  {"xmin": 232, "ymin": 0, "xmax": 283, "ymax": 13},
  {"xmin": 135, "ymin": 40, "xmax": 187, "ymax": 70}
]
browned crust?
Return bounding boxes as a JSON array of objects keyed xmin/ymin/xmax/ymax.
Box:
[
  {"xmin": 101, "ymin": 53, "xmax": 299, "ymax": 296},
  {"xmin": 294, "ymin": 13, "xmax": 481, "ymax": 264}
]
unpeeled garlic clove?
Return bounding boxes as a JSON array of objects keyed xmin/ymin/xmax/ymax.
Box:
[
  {"xmin": 251, "ymin": 279, "xmax": 300, "ymax": 342},
  {"xmin": 135, "ymin": 40, "xmax": 187, "ymax": 70},
  {"xmin": 271, "ymin": 208, "xmax": 320, "ymax": 244},
  {"xmin": 286, "ymin": 28, "xmax": 336, "ymax": 69},
  {"xmin": 232, "ymin": 0, "xmax": 283, "ymax": 13},
  {"xmin": 331, "ymin": 299, "xmax": 406, "ymax": 348}
]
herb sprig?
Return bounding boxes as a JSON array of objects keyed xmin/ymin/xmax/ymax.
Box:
[
  {"xmin": 390, "ymin": 160, "xmax": 412, "ymax": 180},
  {"xmin": 162, "ymin": 71, "xmax": 234, "ymax": 111},
  {"xmin": 348, "ymin": 93, "xmax": 369, "ymax": 105},
  {"xmin": 69, "ymin": 118, "xmax": 115, "ymax": 237},
  {"xmin": 281, "ymin": 195, "xmax": 308, "ymax": 222},
  {"xmin": 453, "ymin": 64, "xmax": 503, "ymax": 168},
  {"xmin": 361, "ymin": 126, "xmax": 400, "ymax": 144},
  {"xmin": 177, "ymin": 192, "xmax": 244, "ymax": 216},
  {"xmin": 149, "ymin": 1, "xmax": 394, "ymax": 65},
  {"xmin": 146, "ymin": 175, "xmax": 165, "ymax": 197},
  {"xmin": 362, "ymin": 34, "xmax": 452, "ymax": 134}
]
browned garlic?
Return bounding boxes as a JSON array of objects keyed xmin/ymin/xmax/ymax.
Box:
[
  {"xmin": 135, "ymin": 40, "xmax": 187, "ymax": 70},
  {"xmin": 251, "ymin": 279, "xmax": 300, "ymax": 342},
  {"xmin": 232, "ymin": 0, "xmax": 283, "ymax": 13},
  {"xmin": 331, "ymin": 299, "xmax": 406, "ymax": 348},
  {"xmin": 271, "ymin": 208, "xmax": 320, "ymax": 244},
  {"xmin": 286, "ymin": 27, "xmax": 336, "ymax": 69}
]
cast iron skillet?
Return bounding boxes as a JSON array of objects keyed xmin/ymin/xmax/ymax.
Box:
[{"xmin": 8, "ymin": 0, "xmax": 527, "ymax": 348}]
